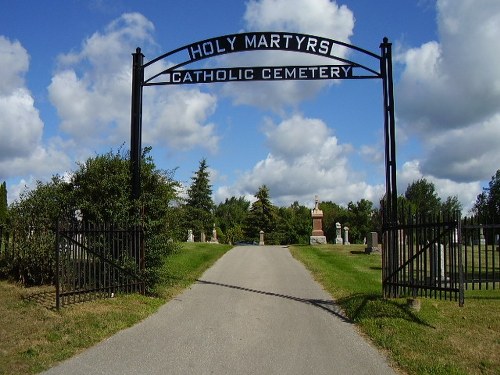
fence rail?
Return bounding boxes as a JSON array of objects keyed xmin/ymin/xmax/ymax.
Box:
[
  {"xmin": 55, "ymin": 221, "xmax": 145, "ymax": 309},
  {"xmin": 462, "ymin": 217, "xmax": 500, "ymax": 290},
  {"xmin": 383, "ymin": 208, "xmax": 463, "ymax": 305}
]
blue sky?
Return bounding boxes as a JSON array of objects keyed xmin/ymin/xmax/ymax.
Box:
[{"xmin": 1, "ymin": 0, "xmax": 499, "ymax": 212}]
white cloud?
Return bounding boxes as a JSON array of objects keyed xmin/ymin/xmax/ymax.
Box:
[
  {"xmin": 220, "ymin": 114, "xmax": 384, "ymax": 207},
  {"xmin": 49, "ymin": 12, "xmax": 220, "ymax": 153},
  {"xmin": 0, "ymin": 36, "xmax": 71, "ymax": 191},
  {"xmin": 396, "ymin": 0, "xmax": 500, "ymax": 184},
  {"xmin": 0, "ymin": 88, "xmax": 43, "ymax": 159},
  {"xmin": 218, "ymin": 0, "xmax": 355, "ymax": 111},
  {"xmin": 244, "ymin": 0, "xmax": 354, "ymax": 40},
  {"xmin": 143, "ymin": 88, "xmax": 219, "ymax": 153},
  {"xmin": 0, "ymin": 36, "xmax": 29, "ymax": 96},
  {"xmin": 398, "ymin": 160, "xmax": 481, "ymax": 212}
]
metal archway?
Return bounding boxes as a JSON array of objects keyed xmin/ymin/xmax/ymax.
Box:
[{"xmin": 130, "ymin": 32, "xmax": 398, "ymax": 297}]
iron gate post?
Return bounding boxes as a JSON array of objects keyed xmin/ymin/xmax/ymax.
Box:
[
  {"xmin": 55, "ymin": 220, "xmax": 60, "ymax": 310},
  {"xmin": 380, "ymin": 37, "xmax": 398, "ymax": 298},
  {"xmin": 130, "ymin": 48, "xmax": 144, "ymax": 202}
]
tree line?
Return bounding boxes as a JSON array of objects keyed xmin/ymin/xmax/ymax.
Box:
[{"xmin": 1, "ymin": 148, "xmax": 499, "ymax": 286}]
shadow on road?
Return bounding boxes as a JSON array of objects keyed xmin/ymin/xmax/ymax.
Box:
[{"xmin": 196, "ymin": 279, "xmax": 352, "ymax": 323}]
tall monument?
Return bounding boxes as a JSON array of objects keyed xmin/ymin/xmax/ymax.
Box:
[{"xmin": 310, "ymin": 196, "xmax": 327, "ymax": 245}]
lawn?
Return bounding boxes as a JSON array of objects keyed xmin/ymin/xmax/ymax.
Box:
[
  {"xmin": 0, "ymin": 242, "xmax": 231, "ymax": 375},
  {"xmin": 290, "ymin": 244, "xmax": 500, "ymax": 375}
]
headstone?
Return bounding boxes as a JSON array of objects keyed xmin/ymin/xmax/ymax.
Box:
[
  {"xmin": 431, "ymin": 243, "xmax": 446, "ymax": 283},
  {"xmin": 200, "ymin": 231, "xmax": 206, "ymax": 243},
  {"xmin": 343, "ymin": 226, "xmax": 350, "ymax": 245},
  {"xmin": 335, "ymin": 222, "xmax": 343, "ymax": 244},
  {"xmin": 365, "ymin": 232, "xmax": 380, "ymax": 254},
  {"xmin": 187, "ymin": 229, "xmax": 194, "ymax": 242},
  {"xmin": 310, "ymin": 195, "xmax": 327, "ymax": 245},
  {"xmin": 479, "ymin": 225, "xmax": 486, "ymax": 246},
  {"xmin": 259, "ymin": 230, "xmax": 265, "ymax": 246},
  {"xmin": 210, "ymin": 223, "xmax": 219, "ymax": 243}
]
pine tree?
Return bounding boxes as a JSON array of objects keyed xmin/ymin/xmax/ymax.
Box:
[{"xmin": 185, "ymin": 158, "xmax": 215, "ymax": 236}]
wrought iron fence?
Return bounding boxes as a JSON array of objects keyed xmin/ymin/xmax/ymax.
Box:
[
  {"xmin": 55, "ymin": 221, "xmax": 145, "ymax": 309},
  {"xmin": 383, "ymin": 208, "xmax": 463, "ymax": 305},
  {"xmin": 0, "ymin": 222, "xmax": 55, "ymax": 285},
  {"xmin": 462, "ymin": 217, "xmax": 499, "ymax": 290}
]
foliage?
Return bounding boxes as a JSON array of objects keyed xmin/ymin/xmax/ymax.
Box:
[
  {"xmin": 2, "ymin": 148, "xmax": 181, "ymax": 290},
  {"xmin": 185, "ymin": 158, "xmax": 215, "ymax": 236},
  {"xmin": 244, "ymin": 185, "xmax": 278, "ymax": 242},
  {"xmin": 402, "ymin": 178, "xmax": 462, "ymax": 219},
  {"xmin": 69, "ymin": 147, "xmax": 181, "ymax": 292},
  {"xmin": 404, "ymin": 178, "xmax": 441, "ymax": 216},
  {"xmin": 319, "ymin": 201, "xmax": 348, "ymax": 242},
  {"xmin": 214, "ymin": 196, "xmax": 250, "ymax": 244},
  {"xmin": 472, "ymin": 169, "xmax": 500, "ymax": 221},
  {"xmin": 4, "ymin": 176, "xmax": 71, "ymax": 284},
  {"xmin": 274, "ymin": 202, "xmax": 311, "ymax": 245},
  {"xmin": 346, "ymin": 199, "xmax": 377, "ymax": 243}
]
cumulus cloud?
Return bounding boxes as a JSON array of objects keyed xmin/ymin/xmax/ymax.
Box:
[
  {"xmin": 396, "ymin": 0, "xmax": 500, "ymax": 183},
  {"xmin": 0, "ymin": 36, "xmax": 29, "ymax": 95},
  {"xmin": 398, "ymin": 160, "xmax": 480, "ymax": 212},
  {"xmin": 49, "ymin": 12, "xmax": 220, "ymax": 152},
  {"xmin": 218, "ymin": 0, "xmax": 355, "ymax": 111},
  {"xmin": 0, "ymin": 36, "xmax": 70, "ymax": 189},
  {"xmin": 0, "ymin": 88, "xmax": 43, "ymax": 159},
  {"xmin": 218, "ymin": 114, "xmax": 384, "ymax": 206}
]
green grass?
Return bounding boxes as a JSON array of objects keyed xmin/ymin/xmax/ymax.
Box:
[
  {"xmin": 290, "ymin": 244, "xmax": 500, "ymax": 375},
  {"xmin": 0, "ymin": 242, "xmax": 232, "ymax": 375}
]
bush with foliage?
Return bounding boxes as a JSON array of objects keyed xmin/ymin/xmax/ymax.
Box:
[{"xmin": 2, "ymin": 148, "xmax": 181, "ymax": 292}]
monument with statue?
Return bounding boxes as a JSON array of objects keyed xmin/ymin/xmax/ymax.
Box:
[{"xmin": 310, "ymin": 196, "xmax": 327, "ymax": 245}]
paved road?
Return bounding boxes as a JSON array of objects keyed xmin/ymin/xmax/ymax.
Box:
[{"xmin": 43, "ymin": 246, "xmax": 397, "ymax": 374}]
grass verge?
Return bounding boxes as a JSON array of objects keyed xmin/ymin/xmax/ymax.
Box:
[
  {"xmin": 0, "ymin": 242, "xmax": 232, "ymax": 375},
  {"xmin": 290, "ymin": 244, "xmax": 500, "ymax": 375}
]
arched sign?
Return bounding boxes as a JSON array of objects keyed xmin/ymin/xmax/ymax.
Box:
[
  {"xmin": 130, "ymin": 32, "xmax": 398, "ymax": 296},
  {"xmin": 141, "ymin": 32, "xmax": 382, "ymax": 85}
]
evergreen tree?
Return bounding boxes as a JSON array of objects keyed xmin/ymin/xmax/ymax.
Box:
[
  {"xmin": 244, "ymin": 185, "xmax": 277, "ymax": 241},
  {"xmin": 185, "ymin": 158, "xmax": 215, "ymax": 236}
]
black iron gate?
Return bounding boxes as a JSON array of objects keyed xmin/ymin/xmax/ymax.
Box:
[
  {"xmin": 383, "ymin": 207, "xmax": 464, "ymax": 306},
  {"xmin": 55, "ymin": 221, "xmax": 144, "ymax": 309}
]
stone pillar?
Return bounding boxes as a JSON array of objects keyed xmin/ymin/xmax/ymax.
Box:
[
  {"xmin": 335, "ymin": 222, "xmax": 343, "ymax": 244},
  {"xmin": 210, "ymin": 223, "xmax": 218, "ymax": 243},
  {"xmin": 343, "ymin": 226, "xmax": 350, "ymax": 245},
  {"xmin": 310, "ymin": 196, "xmax": 327, "ymax": 245},
  {"xmin": 431, "ymin": 243, "xmax": 446, "ymax": 283},
  {"xmin": 187, "ymin": 229, "xmax": 194, "ymax": 242},
  {"xmin": 259, "ymin": 230, "xmax": 265, "ymax": 246}
]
